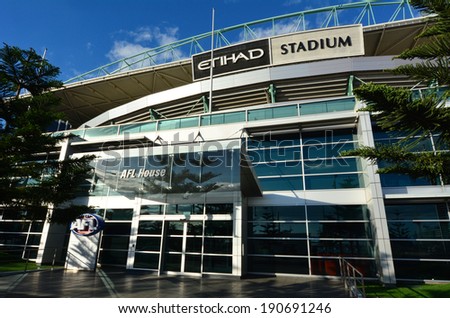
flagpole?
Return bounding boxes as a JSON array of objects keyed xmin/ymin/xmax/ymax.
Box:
[{"xmin": 208, "ymin": 8, "xmax": 215, "ymax": 113}]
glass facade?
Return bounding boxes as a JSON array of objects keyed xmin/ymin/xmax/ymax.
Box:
[
  {"xmin": 98, "ymin": 208, "xmax": 133, "ymax": 266},
  {"xmin": 0, "ymin": 207, "xmax": 47, "ymax": 261},
  {"xmin": 248, "ymin": 129, "xmax": 363, "ymax": 191},
  {"xmin": 15, "ymin": 92, "xmax": 447, "ymax": 282},
  {"xmin": 386, "ymin": 203, "xmax": 450, "ymax": 280},
  {"xmin": 247, "ymin": 205, "xmax": 375, "ymax": 276},
  {"xmin": 134, "ymin": 204, "xmax": 234, "ymax": 274}
]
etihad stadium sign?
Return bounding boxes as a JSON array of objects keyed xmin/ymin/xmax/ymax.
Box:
[
  {"xmin": 271, "ymin": 25, "xmax": 364, "ymax": 65},
  {"xmin": 192, "ymin": 39, "xmax": 270, "ymax": 81},
  {"xmin": 192, "ymin": 25, "xmax": 364, "ymax": 81}
]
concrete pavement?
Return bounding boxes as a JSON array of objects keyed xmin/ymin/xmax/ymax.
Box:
[{"xmin": 0, "ymin": 268, "xmax": 348, "ymax": 298}]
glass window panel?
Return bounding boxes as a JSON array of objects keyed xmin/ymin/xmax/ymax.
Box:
[
  {"xmin": 300, "ymin": 102, "xmax": 327, "ymax": 115},
  {"xmin": 184, "ymin": 255, "xmax": 201, "ymax": 273},
  {"xmin": 69, "ymin": 129, "xmax": 85, "ymax": 139},
  {"xmin": 205, "ymin": 221, "xmax": 232, "ymax": 236},
  {"xmin": 170, "ymin": 152, "xmax": 201, "ymax": 191},
  {"xmin": 307, "ymin": 205, "xmax": 370, "ymax": 221},
  {"xmin": 166, "ymin": 222, "xmax": 184, "ymax": 235},
  {"xmin": 254, "ymin": 162, "xmax": 301, "ymax": 176},
  {"xmin": 394, "ymin": 260, "xmax": 450, "ymax": 280},
  {"xmin": 305, "ymin": 173, "xmax": 363, "ymax": 189},
  {"xmin": 302, "ymin": 129, "xmax": 356, "ymax": 144},
  {"xmin": 204, "ymin": 238, "xmax": 232, "ymax": 254},
  {"xmin": 165, "ymin": 237, "xmax": 183, "ymax": 252},
  {"xmin": 205, "ymin": 203, "xmax": 233, "ymax": 214},
  {"xmin": 247, "ymin": 133, "xmax": 300, "ymax": 149},
  {"xmin": 187, "ymin": 222, "xmax": 203, "ymax": 235},
  {"xmin": 310, "ymin": 258, "xmax": 340, "ymax": 276},
  {"xmin": 309, "ymin": 240, "xmax": 373, "ymax": 257},
  {"xmin": 179, "ymin": 117, "xmax": 199, "ymax": 128},
  {"xmin": 105, "ymin": 208, "xmax": 134, "ymax": 221},
  {"xmin": 138, "ymin": 221, "xmax": 162, "ymax": 235},
  {"xmin": 26, "ymin": 234, "xmax": 41, "ymax": 245},
  {"xmin": 248, "ymin": 206, "xmax": 306, "ymax": 221},
  {"xmin": 223, "ymin": 111, "xmax": 246, "ymax": 124},
  {"xmin": 103, "ymin": 223, "xmax": 131, "ymax": 235},
  {"xmin": 272, "ymin": 105, "xmax": 298, "ymax": 118},
  {"xmin": 83, "ymin": 126, "xmax": 118, "ymax": 139},
  {"xmin": 136, "ymin": 237, "xmax": 161, "ymax": 251},
  {"xmin": 134, "ymin": 253, "xmax": 159, "ymax": 269},
  {"xmin": 119, "ymin": 122, "xmax": 156, "ymax": 134},
  {"xmin": 248, "ymin": 239, "xmax": 308, "ymax": 255},
  {"xmin": 303, "ymin": 158, "xmax": 360, "ymax": 174},
  {"xmin": 101, "ymin": 236, "xmax": 130, "ymax": 250},
  {"xmin": 385, "ymin": 204, "xmax": 448, "ymax": 220},
  {"xmin": 391, "ymin": 241, "xmax": 450, "ymax": 259},
  {"xmin": 201, "ymin": 111, "xmax": 245, "ymax": 126},
  {"xmin": 31, "ymin": 222, "xmax": 44, "ymax": 232},
  {"xmin": 158, "ymin": 119, "xmax": 180, "ymax": 130},
  {"xmin": 0, "ymin": 234, "xmax": 27, "ymax": 245},
  {"xmin": 259, "ymin": 177, "xmax": 303, "ymax": 191},
  {"xmin": 388, "ymin": 221, "xmax": 450, "ymax": 239},
  {"xmin": 203, "ymin": 255, "xmax": 232, "ymax": 273},
  {"xmin": 326, "ymin": 98, "xmax": 355, "ymax": 112},
  {"xmin": 167, "ymin": 204, "xmax": 204, "ymax": 215},
  {"xmin": 380, "ymin": 174, "xmax": 434, "ymax": 187},
  {"xmin": 249, "ymin": 222, "xmax": 307, "ymax": 238},
  {"xmin": 140, "ymin": 205, "xmax": 164, "ymax": 215},
  {"xmin": 303, "ymin": 142, "xmax": 356, "ymax": 159},
  {"xmin": 308, "ymin": 222, "xmax": 372, "ymax": 238},
  {"xmin": 163, "ymin": 254, "xmax": 181, "ymax": 271},
  {"xmin": 248, "ymin": 105, "xmax": 297, "ymax": 121},
  {"xmin": 311, "ymin": 258, "xmax": 376, "ymax": 277},
  {"xmin": 248, "ymin": 256, "xmax": 309, "ymax": 274},
  {"xmin": 248, "ymin": 148, "xmax": 300, "ymax": 162},
  {"xmin": 23, "ymin": 248, "xmax": 39, "ymax": 259},
  {"xmin": 376, "ymin": 137, "xmax": 433, "ymax": 152},
  {"xmin": 98, "ymin": 250, "xmax": 127, "ymax": 266},
  {"xmin": 0, "ymin": 222, "xmax": 31, "ymax": 232},
  {"xmin": 186, "ymin": 238, "xmax": 202, "ymax": 253},
  {"xmin": 200, "ymin": 150, "xmax": 240, "ymax": 192}
]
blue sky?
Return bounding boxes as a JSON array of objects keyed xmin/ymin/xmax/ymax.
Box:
[{"xmin": 1, "ymin": 0, "xmax": 419, "ymax": 82}]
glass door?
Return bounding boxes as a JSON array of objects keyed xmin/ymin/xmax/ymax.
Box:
[{"xmin": 162, "ymin": 220, "xmax": 203, "ymax": 273}]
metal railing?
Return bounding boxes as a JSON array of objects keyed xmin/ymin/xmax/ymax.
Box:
[
  {"xmin": 339, "ymin": 257, "xmax": 366, "ymax": 298},
  {"xmin": 64, "ymin": 1, "xmax": 418, "ymax": 84}
]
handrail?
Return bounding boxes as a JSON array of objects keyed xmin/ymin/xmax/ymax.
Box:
[{"xmin": 339, "ymin": 257, "xmax": 366, "ymax": 298}]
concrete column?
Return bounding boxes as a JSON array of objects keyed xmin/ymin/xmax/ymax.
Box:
[
  {"xmin": 232, "ymin": 191, "xmax": 243, "ymax": 276},
  {"xmin": 358, "ymin": 110, "xmax": 396, "ymax": 285}
]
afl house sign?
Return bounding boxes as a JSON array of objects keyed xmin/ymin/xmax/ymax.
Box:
[{"xmin": 70, "ymin": 213, "xmax": 105, "ymax": 237}]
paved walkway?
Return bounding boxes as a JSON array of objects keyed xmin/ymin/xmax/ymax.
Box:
[{"xmin": 0, "ymin": 269, "xmax": 348, "ymax": 298}]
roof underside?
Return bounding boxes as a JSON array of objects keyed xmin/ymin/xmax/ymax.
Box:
[{"xmin": 54, "ymin": 17, "xmax": 433, "ymax": 128}]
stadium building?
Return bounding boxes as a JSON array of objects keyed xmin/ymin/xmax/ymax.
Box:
[{"xmin": 1, "ymin": 1, "xmax": 449, "ymax": 285}]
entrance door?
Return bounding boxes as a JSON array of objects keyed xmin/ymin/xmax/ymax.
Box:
[{"xmin": 162, "ymin": 220, "xmax": 203, "ymax": 273}]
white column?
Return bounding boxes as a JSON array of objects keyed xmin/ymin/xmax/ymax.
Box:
[
  {"xmin": 232, "ymin": 192, "xmax": 243, "ymax": 276},
  {"xmin": 358, "ymin": 110, "xmax": 396, "ymax": 285}
]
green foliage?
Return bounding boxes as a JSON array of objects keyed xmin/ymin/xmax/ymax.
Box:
[
  {"xmin": 365, "ymin": 282, "xmax": 450, "ymax": 298},
  {"xmin": 0, "ymin": 44, "xmax": 93, "ymax": 222},
  {"xmin": 347, "ymin": 0, "xmax": 450, "ymax": 182}
]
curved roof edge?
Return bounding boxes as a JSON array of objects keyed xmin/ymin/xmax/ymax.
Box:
[
  {"xmin": 64, "ymin": 1, "xmax": 420, "ymax": 85},
  {"xmin": 82, "ymin": 55, "xmax": 418, "ymax": 128}
]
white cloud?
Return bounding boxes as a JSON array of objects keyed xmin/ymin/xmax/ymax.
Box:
[
  {"xmin": 107, "ymin": 26, "xmax": 181, "ymax": 62},
  {"xmin": 107, "ymin": 41, "xmax": 150, "ymax": 61}
]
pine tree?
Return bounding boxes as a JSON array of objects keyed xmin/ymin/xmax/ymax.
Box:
[
  {"xmin": 0, "ymin": 44, "xmax": 93, "ymax": 222},
  {"xmin": 344, "ymin": 0, "xmax": 450, "ymax": 183}
]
